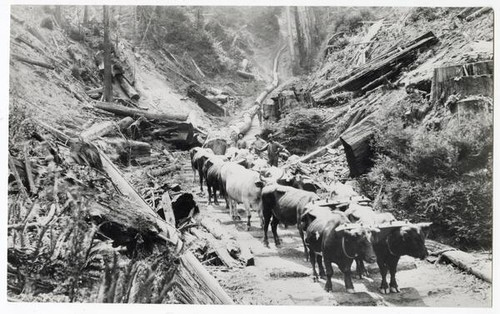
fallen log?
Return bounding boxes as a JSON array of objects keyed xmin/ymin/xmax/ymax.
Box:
[
  {"xmin": 236, "ymin": 70, "xmax": 255, "ymax": 80},
  {"xmin": 465, "ymin": 7, "xmax": 492, "ymax": 21},
  {"xmin": 175, "ymin": 251, "xmax": 234, "ymax": 304},
  {"xmin": 228, "ymin": 104, "xmax": 260, "ymax": 142},
  {"xmin": 93, "ymin": 101, "xmax": 189, "ymax": 121},
  {"xmin": 425, "ymin": 240, "xmax": 491, "ymax": 283},
  {"xmin": 15, "ymin": 35, "xmax": 45, "ymax": 55},
  {"xmin": 116, "ymin": 74, "xmax": 140, "ymax": 101},
  {"xmin": 26, "ymin": 25, "xmax": 48, "ymax": 45},
  {"xmin": 456, "ymin": 7, "xmax": 478, "ymax": 19},
  {"xmin": 101, "ymin": 138, "xmax": 151, "ymax": 159},
  {"xmin": 340, "ymin": 116, "xmax": 375, "ymax": 177},
  {"xmin": 205, "ymin": 95, "xmax": 229, "ymax": 104},
  {"xmin": 187, "ymin": 86, "xmax": 225, "ymax": 116},
  {"xmin": 12, "ymin": 54, "xmax": 54, "ymax": 70},
  {"xmin": 80, "ymin": 117, "xmax": 133, "ymax": 141},
  {"xmin": 86, "ymin": 87, "xmax": 103, "ymax": 95},
  {"xmin": 314, "ymin": 32, "xmax": 438, "ymax": 101}
]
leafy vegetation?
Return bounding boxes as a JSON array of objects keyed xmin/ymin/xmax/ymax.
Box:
[
  {"xmin": 358, "ymin": 98, "xmax": 492, "ymax": 249},
  {"xmin": 332, "ymin": 8, "xmax": 375, "ymax": 34},
  {"xmin": 273, "ymin": 109, "xmax": 326, "ymax": 155}
]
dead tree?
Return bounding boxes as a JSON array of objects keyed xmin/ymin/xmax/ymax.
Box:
[{"xmin": 103, "ymin": 6, "xmax": 113, "ymax": 102}]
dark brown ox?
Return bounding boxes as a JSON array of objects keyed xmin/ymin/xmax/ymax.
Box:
[
  {"xmin": 345, "ymin": 204, "xmax": 431, "ymax": 294},
  {"xmin": 190, "ymin": 148, "xmax": 213, "ymax": 193},
  {"xmin": 202, "ymin": 155, "xmax": 226, "ymax": 205},
  {"xmin": 261, "ymin": 184, "xmax": 319, "ymax": 248},
  {"xmin": 305, "ymin": 210, "xmax": 379, "ymax": 293},
  {"xmin": 276, "ymin": 172, "xmax": 322, "ymax": 193}
]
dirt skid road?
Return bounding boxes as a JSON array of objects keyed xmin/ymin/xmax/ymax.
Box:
[{"xmin": 180, "ymin": 168, "xmax": 491, "ymax": 307}]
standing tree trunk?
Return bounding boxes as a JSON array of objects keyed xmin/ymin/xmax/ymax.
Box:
[
  {"xmin": 54, "ymin": 6, "xmax": 62, "ymax": 26},
  {"xmin": 286, "ymin": 6, "xmax": 295, "ymax": 64},
  {"xmin": 83, "ymin": 6, "xmax": 89, "ymax": 25},
  {"xmin": 103, "ymin": 6, "xmax": 113, "ymax": 102},
  {"xmin": 293, "ymin": 7, "xmax": 305, "ymax": 68}
]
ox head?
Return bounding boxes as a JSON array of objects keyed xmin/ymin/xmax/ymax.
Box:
[
  {"xmin": 339, "ymin": 224, "xmax": 380, "ymax": 263},
  {"xmin": 259, "ymin": 167, "xmax": 285, "ymax": 185},
  {"xmin": 394, "ymin": 222, "xmax": 431, "ymax": 259}
]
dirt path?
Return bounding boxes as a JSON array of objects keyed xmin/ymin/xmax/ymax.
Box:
[{"xmin": 176, "ymin": 163, "xmax": 491, "ymax": 307}]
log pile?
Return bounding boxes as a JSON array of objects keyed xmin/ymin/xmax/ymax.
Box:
[{"xmin": 313, "ymin": 31, "xmax": 439, "ymax": 104}]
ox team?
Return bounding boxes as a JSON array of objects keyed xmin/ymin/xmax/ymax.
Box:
[{"xmin": 189, "ymin": 137, "xmax": 431, "ymax": 294}]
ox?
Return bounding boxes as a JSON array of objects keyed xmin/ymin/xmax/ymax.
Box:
[
  {"xmin": 219, "ymin": 162, "xmax": 268, "ymax": 230},
  {"xmin": 171, "ymin": 192, "xmax": 200, "ymax": 228},
  {"xmin": 305, "ymin": 210, "xmax": 379, "ymax": 293},
  {"xmin": 202, "ymin": 155, "xmax": 226, "ymax": 205},
  {"xmin": 345, "ymin": 204, "xmax": 431, "ymax": 294},
  {"xmin": 261, "ymin": 184, "xmax": 320, "ymax": 248},
  {"xmin": 190, "ymin": 148, "xmax": 214, "ymax": 193},
  {"xmin": 277, "ymin": 172, "xmax": 322, "ymax": 193}
]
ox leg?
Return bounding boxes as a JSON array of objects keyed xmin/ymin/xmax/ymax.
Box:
[
  {"xmin": 207, "ymin": 184, "xmax": 213, "ymax": 205},
  {"xmin": 271, "ymin": 215, "xmax": 281, "ymax": 246},
  {"xmin": 263, "ymin": 210, "xmax": 272, "ymax": 247},
  {"xmin": 298, "ymin": 225, "xmax": 309, "ymax": 261},
  {"xmin": 198, "ymin": 173, "xmax": 204, "ymax": 194},
  {"xmin": 317, "ymin": 255, "xmax": 326, "ymax": 278},
  {"xmin": 341, "ymin": 261, "xmax": 355, "ymax": 293},
  {"xmin": 324, "ymin": 260, "xmax": 334, "ymax": 292},
  {"xmin": 213, "ymin": 187, "xmax": 219, "ymax": 205},
  {"xmin": 309, "ymin": 251, "xmax": 318, "ymax": 281},
  {"xmin": 377, "ymin": 258, "xmax": 390, "ymax": 294},
  {"xmin": 388, "ymin": 256, "xmax": 401, "ymax": 293},
  {"xmin": 243, "ymin": 201, "xmax": 252, "ymax": 230}
]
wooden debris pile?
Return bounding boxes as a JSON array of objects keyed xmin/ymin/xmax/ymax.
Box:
[
  {"xmin": 313, "ymin": 31, "xmax": 439, "ymax": 104},
  {"xmin": 8, "ymin": 119, "xmax": 233, "ymax": 304},
  {"xmin": 188, "ymin": 217, "xmax": 254, "ymax": 268},
  {"xmin": 92, "ymin": 101, "xmax": 205, "ymax": 152}
]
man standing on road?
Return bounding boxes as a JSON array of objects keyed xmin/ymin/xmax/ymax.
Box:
[{"xmin": 257, "ymin": 134, "xmax": 286, "ymax": 167}]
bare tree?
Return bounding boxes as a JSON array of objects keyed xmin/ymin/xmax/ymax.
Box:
[{"xmin": 103, "ymin": 6, "xmax": 113, "ymax": 102}]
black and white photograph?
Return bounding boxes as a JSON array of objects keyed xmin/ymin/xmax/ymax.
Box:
[{"xmin": 2, "ymin": 0, "xmax": 496, "ymax": 310}]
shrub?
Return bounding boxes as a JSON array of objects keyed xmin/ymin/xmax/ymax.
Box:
[
  {"xmin": 273, "ymin": 109, "xmax": 325, "ymax": 155},
  {"xmin": 334, "ymin": 8, "xmax": 374, "ymax": 34},
  {"xmin": 359, "ymin": 100, "xmax": 492, "ymax": 249},
  {"xmin": 408, "ymin": 7, "xmax": 439, "ymax": 22}
]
